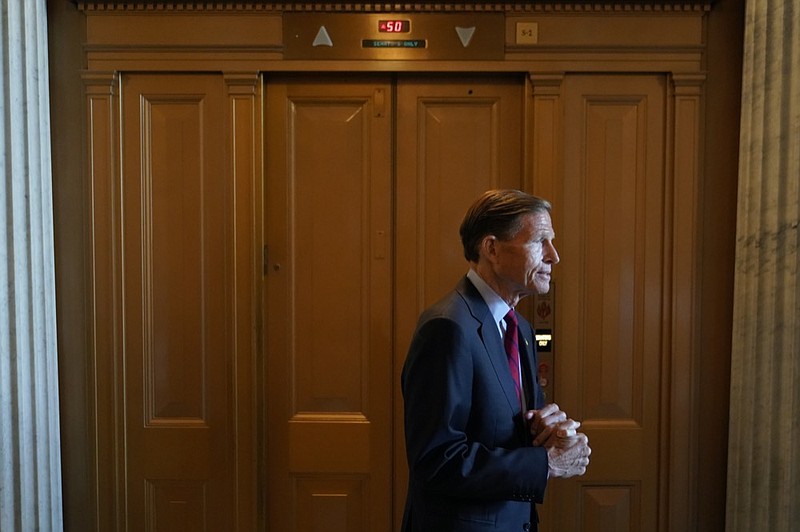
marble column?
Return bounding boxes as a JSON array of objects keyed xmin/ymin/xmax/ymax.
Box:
[
  {"xmin": 0, "ymin": 0, "xmax": 63, "ymax": 530},
  {"xmin": 726, "ymin": 0, "xmax": 800, "ymax": 529}
]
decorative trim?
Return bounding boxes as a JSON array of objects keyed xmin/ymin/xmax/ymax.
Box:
[
  {"xmin": 671, "ymin": 72, "xmax": 707, "ymax": 94},
  {"xmin": 81, "ymin": 70, "xmax": 118, "ymax": 91},
  {"xmin": 77, "ymin": 1, "xmax": 713, "ymax": 14},
  {"xmin": 528, "ymin": 72, "xmax": 564, "ymax": 94},
  {"xmin": 224, "ymin": 71, "xmax": 260, "ymax": 95}
]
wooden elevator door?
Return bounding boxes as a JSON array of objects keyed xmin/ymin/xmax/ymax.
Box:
[
  {"xmin": 265, "ymin": 75, "xmax": 395, "ymax": 532},
  {"xmin": 265, "ymin": 74, "xmax": 524, "ymax": 531}
]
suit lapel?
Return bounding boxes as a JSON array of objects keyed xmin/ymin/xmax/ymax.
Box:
[
  {"xmin": 517, "ymin": 317, "xmax": 539, "ymax": 410},
  {"xmin": 456, "ymin": 277, "xmax": 520, "ymax": 413}
]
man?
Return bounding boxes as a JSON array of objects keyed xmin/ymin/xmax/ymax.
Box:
[{"xmin": 401, "ymin": 189, "xmax": 591, "ymax": 531}]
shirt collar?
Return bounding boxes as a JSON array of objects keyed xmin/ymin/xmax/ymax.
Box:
[{"xmin": 466, "ymin": 268, "xmax": 513, "ymax": 332}]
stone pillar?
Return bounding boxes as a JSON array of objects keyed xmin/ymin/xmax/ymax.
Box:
[
  {"xmin": 0, "ymin": 1, "xmax": 63, "ymax": 530},
  {"xmin": 726, "ymin": 0, "xmax": 800, "ymax": 530}
]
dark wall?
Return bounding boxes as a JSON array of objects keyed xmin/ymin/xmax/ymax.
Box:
[
  {"xmin": 698, "ymin": 0, "xmax": 745, "ymax": 529},
  {"xmin": 47, "ymin": 1, "xmax": 91, "ymax": 530}
]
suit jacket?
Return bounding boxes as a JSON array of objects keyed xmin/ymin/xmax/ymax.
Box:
[{"xmin": 401, "ymin": 276, "xmax": 549, "ymax": 532}]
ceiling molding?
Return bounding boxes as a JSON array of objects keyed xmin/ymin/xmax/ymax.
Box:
[{"xmin": 76, "ymin": 1, "xmax": 713, "ymax": 14}]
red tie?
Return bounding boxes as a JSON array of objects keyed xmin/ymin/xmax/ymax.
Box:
[{"xmin": 503, "ymin": 309, "xmax": 522, "ymax": 402}]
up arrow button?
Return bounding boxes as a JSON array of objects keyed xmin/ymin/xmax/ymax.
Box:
[{"xmin": 312, "ymin": 26, "xmax": 333, "ymax": 47}]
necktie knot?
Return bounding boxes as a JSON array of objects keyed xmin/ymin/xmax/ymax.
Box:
[{"xmin": 504, "ymin": 309, "xmax": 518, "ymax": 329}]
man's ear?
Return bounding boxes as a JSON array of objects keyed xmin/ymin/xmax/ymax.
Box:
[{"xmin": 479, "ymin": 235, "xmax": 498, "ymax": 263}]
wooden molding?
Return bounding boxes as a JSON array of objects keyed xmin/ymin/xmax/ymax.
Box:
[{"xmin": 77, "ymin": 1, "xmax": 712, "ymax": 14}]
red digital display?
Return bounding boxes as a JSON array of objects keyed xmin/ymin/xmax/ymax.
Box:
[{"xmin": 378, "ymin": 20, "xmax": 411, "ymax": 33}]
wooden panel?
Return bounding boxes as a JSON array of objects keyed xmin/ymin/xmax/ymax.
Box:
[
  {"xmin": 529, "ymin": 73, "xmax": 564, "ymax": 206},
  {"xmin": 121, "ymin": 74, "xmax": 243, "ymax": 531},
  {"xmin": 87, "ymin": 13, "xmax": 283, "ymax": 47},
  {"xmin": 145, "ymin": 480, "xmax": 207, "ymax": 531},
  {"xmin": 668, "ymin": 74, "xmax": 705, "ymax": 529},
  {"xmin": 83, "ymin": 71, "xmax": 122, "ymax": 531},
  {"xmin": 544, "ymin": 74, "xmax": 666, "ymax": 531},
  {"xmin": 266, "ymin": 76, "xmax": 393, "ymax": 532},
  {"xmin": 395, "ymin": 75, "xmax": 524, "ymax": 314},
  {"xmin": 582, "ymin": 485, "xmax": 638, "ymax": 531},
  {"xmin": 144, "ymin": 97, "xmax": 208, "ymax": 424},
  {"xmin": 291, "ymin": 100, "xmax": 370, "ymax": 413},
  {"xmin": 583, "ymin": 99, "xmax": 642, "ymax": 423},
  {"xmin": 224, "ymin": 71, "xmax": 261, "ymax": 530},
  {"xmin": 288, "ymin": 420, "xmax": 371, "ymax": 473},
  {"xmin": 505, "ymin": 15, "xmax": 704, "ymax": 48},
  {"xmin": 295, "ymin": 477, "xmax": 365, "ymax": 532},
  {"xmin": 393, "ymin": 74, "xmax": 524, "ymax": 529}
]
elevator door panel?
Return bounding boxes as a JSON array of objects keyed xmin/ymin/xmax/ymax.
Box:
[
  {"xmin": 393, "ymin": 75, "xmax": 525, "ymax": 527},
  {"xmin": 265, "ymin": 76, "xmax": 394, "ymax": 532},
  {"xmin": 395, "ymin": 75, "xmax": 525, "ymax": 311}
]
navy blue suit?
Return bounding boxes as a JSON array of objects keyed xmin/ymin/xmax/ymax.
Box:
[{"xmin": 401, "ymin": 276, "xmax": 548, "ymax": 532}]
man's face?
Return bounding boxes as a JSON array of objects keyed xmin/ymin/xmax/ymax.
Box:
[{"xmin": 491, "ymin": 211, "xmax": 560, "ymax": 297}]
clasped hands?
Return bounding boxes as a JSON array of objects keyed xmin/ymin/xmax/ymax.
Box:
[{"xmin": 525, "ymin": 404, "xmax": 591, "ymax": 479}]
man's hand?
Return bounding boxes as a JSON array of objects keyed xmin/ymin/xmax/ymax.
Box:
[
  {"xmin": 546, "ymin": 432, "xmax": 591, "ymax": 478},
  {"xmin": 526, "ymin": 404, "xmax": 569, "ymax": 447},
  {"xmin": 526, "ymin": 404, "xmax": 591, "ymax": 478}
]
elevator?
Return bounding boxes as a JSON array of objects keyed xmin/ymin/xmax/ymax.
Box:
[
  {"xmin": 67, "ymin": 3, "xmax": 714, "ymax": 530},
  {"xmin": 264, "ymin": 73, "xmax": 524, "ymax": 530}
]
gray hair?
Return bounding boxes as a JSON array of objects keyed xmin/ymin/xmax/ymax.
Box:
[{"xmin": 459, "ymin": 189, "xmax": 552, "ymax": 262}]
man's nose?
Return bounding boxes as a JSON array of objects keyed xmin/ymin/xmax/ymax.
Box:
[{"xmin": 545, "ymin": 241, "xmax": 560, "ymax": 264}]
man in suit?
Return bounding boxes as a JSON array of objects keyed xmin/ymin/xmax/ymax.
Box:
[{"xmin": 401, "ymin": 189, "xmax": 591, "ymax": 531}]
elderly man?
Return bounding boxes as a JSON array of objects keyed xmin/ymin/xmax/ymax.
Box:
[{"xmin": 402, "ymin": 189, "xmax": 591, "ymax": 532}]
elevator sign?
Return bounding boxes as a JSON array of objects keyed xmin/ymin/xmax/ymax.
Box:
[
  {"xmin": 362, "ymin": 39, "xmax": 426, "ymax": 49},
  {"xmin": 283, "ymin": 13, "xmax": 504, "ymax": 60}
]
